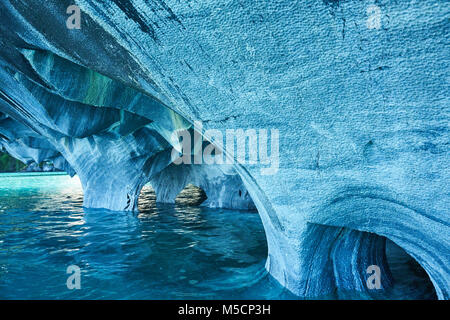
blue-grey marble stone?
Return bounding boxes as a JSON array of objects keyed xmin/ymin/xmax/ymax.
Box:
[{"xmin": 0, "ymin": 0, "xmax": 448, "ymax": 299}]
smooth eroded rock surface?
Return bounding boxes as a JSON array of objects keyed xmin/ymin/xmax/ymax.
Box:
[{"xmin": 0, "ymin": 0, "xmax": 448, "ymax": 299}]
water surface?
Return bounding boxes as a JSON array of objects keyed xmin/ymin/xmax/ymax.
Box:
[
  {"xmin": 0, "ymin": 173, "xmax": 294, "ymax": 299},
  {"xmin": 0, "ymin": 173, "xmax": 436, "ymax": 300}
]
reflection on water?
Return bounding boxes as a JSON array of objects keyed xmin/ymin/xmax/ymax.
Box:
[
  {"xmin": 0, "ymin": 174, "xmax": 433, "ymax": 300},
  {"xmin": 0, "ymin": 173, "xmax": 294, "ymax": 299}
]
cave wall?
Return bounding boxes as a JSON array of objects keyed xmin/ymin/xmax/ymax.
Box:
[{"xmin": 0, "ymin": 0, "xmax": 448, "ymax": 299}]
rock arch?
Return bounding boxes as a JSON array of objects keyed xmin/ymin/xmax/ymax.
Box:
[{"xmin": 0, "ymin": 0, "xmax": 448, "ymax": 299}]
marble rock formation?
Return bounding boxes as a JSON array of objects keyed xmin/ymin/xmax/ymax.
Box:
[{"xmin": 0, "ymin": 0, "xmax": 448, "ymax": 299}]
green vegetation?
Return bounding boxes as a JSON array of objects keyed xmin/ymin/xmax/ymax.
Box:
[{"xmin": 0, "ymin": 152, "xmax": 26, "ymax": 172}]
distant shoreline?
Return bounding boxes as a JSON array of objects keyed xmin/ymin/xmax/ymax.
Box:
[{"xmin": 0, "ymin": 172, "xmax": 69, "ymax": 178}]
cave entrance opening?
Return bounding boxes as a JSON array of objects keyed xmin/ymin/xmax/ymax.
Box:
[
  {"xmin": 137, "ymin": 184, "xmax": 157, "ymax": 211},
  {"xmin": 304, "ymin": 223, "xmax": 439, "ymax": 299},
  {"xmin": 136, "ymin": 183, "xmax": 209, "ymax": 210},
  {"xmin": 384, "ymin": 238, "xmax": 437, "ymax": 300},
  {"xmin": 175, "ymin": 184, "xmax": 208, "ymax": 206}
]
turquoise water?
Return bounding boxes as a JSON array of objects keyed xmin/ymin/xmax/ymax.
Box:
[
  {"xmin": 0, "ymin": 173, "xmax": 436, "ymax": 300},
  {"xmin": 0, "ymin": 173, "xmax": 295, "ymax": 299}
]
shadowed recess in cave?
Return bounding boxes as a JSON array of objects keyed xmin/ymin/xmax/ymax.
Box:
[
  {"xmin": 385, "ymin": 239, "xmax": 437, "ymax": 300},
  {"xmin": 299, "ymin": 223, "xmax": 438, "ymax": 300}
]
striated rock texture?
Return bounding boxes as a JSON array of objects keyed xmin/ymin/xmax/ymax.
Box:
[{"xmin": 0, "ymin": 0, "xmax": 448, "ymax": 299}]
